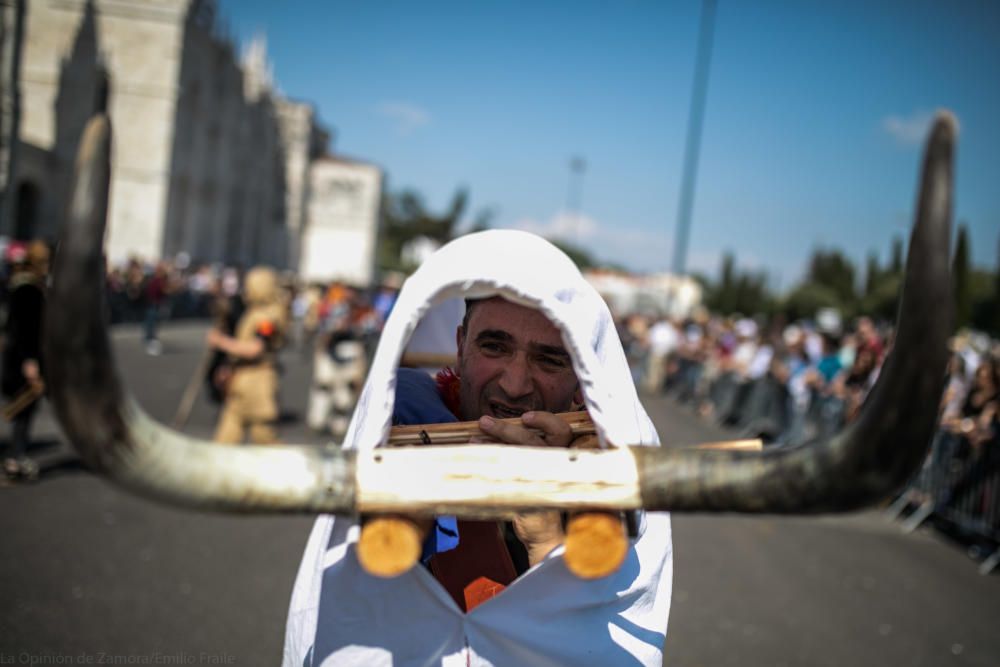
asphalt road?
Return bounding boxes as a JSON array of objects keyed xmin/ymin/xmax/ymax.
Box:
[{"xmin": 1, "ymin": 322, "xmax": 998, "ymax": 666}]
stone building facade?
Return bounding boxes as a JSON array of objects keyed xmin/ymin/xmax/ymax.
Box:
[
  {"xmin": 300, "ymin": 156, "xmax": 382, "ymax": 286},
  {"xmin": 0, "ymin": 0, "xmax": 382, "ymax": 275}
]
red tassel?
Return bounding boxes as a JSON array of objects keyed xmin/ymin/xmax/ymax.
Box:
[{"xmin": 435, "ymin": 367, "xmax": 462, "ymax": 418}]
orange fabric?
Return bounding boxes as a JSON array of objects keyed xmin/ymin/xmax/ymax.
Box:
[
  {"xmin": 463, "ymin": 577, "xmax": 507, "ymax": 612},
  {"xmin": 257, "ymin": 319, "xmax": 275, "ymax": 336},
  {"xmin": 429, "ymin": 520, "xmax": 516, "ymax": 612}
]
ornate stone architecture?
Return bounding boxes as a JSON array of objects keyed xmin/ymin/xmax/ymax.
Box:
[{"xmin": 0, "ymin": 0, "xmax": 381, "ymax": 278}]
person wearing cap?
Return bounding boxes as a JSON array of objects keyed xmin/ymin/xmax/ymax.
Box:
[
  {"xmin": 206, "ymin": 266, "xmax": 287, "ymax": 444},
  {"xmin": 2, "ymin": 240, "xmax": 50, "ymax": 480}
]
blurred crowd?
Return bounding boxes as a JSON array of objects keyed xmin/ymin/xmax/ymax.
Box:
[
  {"xmin": 620, "ymin": 307, "xmax": 1000, "ymax": 568},
  {"xmin": 619, "ymin": 310, "xmax": 997, "ymax": 448},
  {"xmin": 622, "ymin": 312, "xmax": 887, "ymax": 443},
  {"xmin": 100, "ymin": 254, "xmax": 400, "ymax": 352}
]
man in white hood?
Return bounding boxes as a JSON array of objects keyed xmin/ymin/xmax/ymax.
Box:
[{"xmin": 283, "ymin": 230, "xmax": 673, "ymax": 666}]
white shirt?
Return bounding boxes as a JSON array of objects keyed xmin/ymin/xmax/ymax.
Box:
[{"xmin": 647, "ymin": 320, "xmax": 679, "ymax": 357}]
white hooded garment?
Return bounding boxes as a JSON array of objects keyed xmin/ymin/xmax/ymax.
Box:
[{"xmin": 283, "ymin": 230, "xmax": 673, "ymax": 667}]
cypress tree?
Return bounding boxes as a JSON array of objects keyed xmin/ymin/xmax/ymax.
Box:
[
  {"xmin": 890, "ymin": 236, "xmax": 904, "ymax": 275},
  {"xmin": 952, "ymin": 224, "xmax": 971, "ymax": 328},
  {"xmin": 864, "ymin": 252, "xmax": 880, "ymax": 297}
]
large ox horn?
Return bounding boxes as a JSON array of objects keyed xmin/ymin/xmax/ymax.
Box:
[
  {"xmin": 45, "ymin": 112, "xmax": 954, "ymax": 517},
  {"xmin": 45, "ymin": 116, "xmax": 355, "ymax": 513}
]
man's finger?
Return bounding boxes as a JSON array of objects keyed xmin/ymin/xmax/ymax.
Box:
[
  {"xmin": 478, "ymin": 415, "xmax": 547, "ymax": 446},
  {"xmin": 521, "ymin": 411, "xmax": 574, "ymax": 447}
]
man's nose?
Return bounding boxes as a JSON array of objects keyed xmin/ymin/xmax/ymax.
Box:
[{"xmin": 498, "ymin": 352, "xmax": 534, "ymax": 399}]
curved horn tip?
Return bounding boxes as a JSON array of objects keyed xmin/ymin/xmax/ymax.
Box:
[
  {"xmin": 79, "ymin": 114, "xmax": 111, "ymax": 152},
  {"xmin": 931, "ymin": 109, "xmax": 958, "ymax": 140},
  {"xmin": 927, "ymin": 109, "xmax": 959, "ymax": 146},
  {"xmin": 86, "ymin": 112, "xmax": 110, "ymax": 133}
]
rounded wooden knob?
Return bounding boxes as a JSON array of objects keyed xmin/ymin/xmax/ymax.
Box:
[
  {"xmin": 357, "ymin": 516, "xmax": 423, "ymax": 578},
  {"xmin": 563, "ymin": 512, "xmax": 628, "ymax": 579}
]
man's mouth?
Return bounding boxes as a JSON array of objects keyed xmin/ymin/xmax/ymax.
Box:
[{"xmin": 488, "ymin": 401, "xmax": 526, "ymax": 419}]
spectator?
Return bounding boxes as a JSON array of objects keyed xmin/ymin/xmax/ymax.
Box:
[
  {"xmin": 643, "ymin": 315, "xmax": 679, "ymax": 393},
  {"xmin": 143, "ymin": 261, "xmax": 170, "ymax": 355},
  {"xmin": 2, "ymin": 241, "xmax": 49, "ymax": 480}
]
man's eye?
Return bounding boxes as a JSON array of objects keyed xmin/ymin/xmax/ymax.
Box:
[
  {"xmin": 479, "ymin": 342, "xmax": 507, "ymax": 355},
  {"xmin": 538, "ymin": 355, "xmax": 569, "ymax": 369}
]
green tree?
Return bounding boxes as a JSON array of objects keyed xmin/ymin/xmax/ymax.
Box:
[
  {"xmin": 969, "ymin": 268, "xmax": 999, "ymax": 335},
  {"xmin": 719, "ymin": 252, "xmax": 736, "ymax": 312},
  {"xmin": 864, "ymin": 252, "xmax": 881, "ymax": 298},
  {"xmin": 890, "ymin": 236, "xmax": 904, "ymax": 274},
  {"xmin": 703, "ymin": 252, "xmax": 733, "ymax": 314},
  {"xmin": 952, "ymin": 224, "xmax": 972, "ymax": 328},
  {"xmin": 378, "ymin": 188, "xmax": 468, "ymax": 272},
  {"xmin": 732, "ymin": 271, "xmax": 774, "ymax": 317},
  {"xmin": 859, "ymin": 273, "xmax": 903, "ymax": 322},
  {"xmin": 856, "ymin": 237, "xmax": 907, "ymax": 324},
  {"xmin": 805, "ymin": 248, "xmax": 857, "ymax": 312},
  {"xmin": 549, "ymin": 239, "xmax": 596, "ymax": 270},
  {"xmin": 782, "ymin": 283, "xmax": 843, "ymax": 322},
  {"xmin": 703, "ymin": 252, "xmax": 774, "ymax": 316}
]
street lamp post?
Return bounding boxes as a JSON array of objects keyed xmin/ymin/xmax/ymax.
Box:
[{"xmin": 672, "ymin": 0, "xmax": 717, "ymax": 277}]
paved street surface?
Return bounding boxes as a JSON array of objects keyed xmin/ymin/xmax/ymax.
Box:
[{"xmin": 2, "ymin": 322, "xmax": 998, "ymax": 666}]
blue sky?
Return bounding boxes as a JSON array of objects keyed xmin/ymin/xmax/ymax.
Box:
[{"xmin": 219, "ymin": 0, "xmax": 999, "ymax": 287}]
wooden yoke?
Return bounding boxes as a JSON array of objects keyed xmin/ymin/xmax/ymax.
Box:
[
  {"xmin": 357, "ymin": 411, "xmax": 594, "ymax": 578},
  {"xmin": 356, "ymin": 412, "xmax": 761, "ymax": 580}
]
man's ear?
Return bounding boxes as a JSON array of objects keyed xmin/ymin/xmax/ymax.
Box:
[{"xmin": 573, "ymin": 384, "xmax": 584, "ymax": 410}]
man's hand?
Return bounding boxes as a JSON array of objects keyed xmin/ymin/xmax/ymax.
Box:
[
  {"xmin": 511, "ymin": 510, "xmax": 565, "ymax": 567},
  {"xmin": 477, "ymin": 410, "xmax": 574, "ymax": 448},
  {"xmin": 478, "ymin": 411, "xmax": 571, "ymax": 566},
  {"xmin": 22, "ymin": 359, "xmax": 44, "ymax": 393},
  {"xmin": 206, "ymin": 328, "xmax": 264, "ymax": 360}
]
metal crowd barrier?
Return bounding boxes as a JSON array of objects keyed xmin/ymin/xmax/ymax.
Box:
[{"xmin": 886, "ymin": 430, "xmax": 1000, "ymax": 575}]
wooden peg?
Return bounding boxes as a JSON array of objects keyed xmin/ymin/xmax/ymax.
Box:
[{"xmin": 356, "ymin": 515, "xmax": 427, "ymax": 578}]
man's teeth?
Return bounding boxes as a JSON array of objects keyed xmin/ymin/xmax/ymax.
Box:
[{"xmin": 490, "ymin": 403, "xmax": 523, "ymax": 418}]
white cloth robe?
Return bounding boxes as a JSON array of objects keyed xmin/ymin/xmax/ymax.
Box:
[{"xmin": 283, "ymin": 230, "xmax": 673, "ymax": 667}]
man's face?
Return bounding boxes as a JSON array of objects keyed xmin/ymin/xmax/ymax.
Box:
[
  {"xmin": 456, "ymin": 297, "xmax": 582, "ymax": 421},
  {"xmin": 858, "ymin": 317, "xmax": 875, "ymax": 342}
]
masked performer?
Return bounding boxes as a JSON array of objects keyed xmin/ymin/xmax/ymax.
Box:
[
  {"xmin": 207, "ymin": 266, "xmax": 286, "ymax": 444},
  {"xmin": 283, "ymin": 230, "xmax": 672, "ymax": 666}
]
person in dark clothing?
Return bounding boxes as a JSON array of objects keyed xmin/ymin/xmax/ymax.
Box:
[
  {"xmin": 205, "ymin": 291, "xmax": 246, "ymax": 405},
  {"xmin": 143, "ymin": 261, "xmax": 170, "ymax": 355},
  {"xmin": 2, "ymin": 240, "xmax": 49, "ymax": 480},
  {"xmin": 934, "ymin": 357, "xmax": 1000, "ymax": 514}
]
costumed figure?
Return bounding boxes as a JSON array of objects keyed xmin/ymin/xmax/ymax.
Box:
[
  {"xmin": 207, "ymin": 266, "xmax": 286, "ymax": 444},
  {"xmin": 307, "ymin": 287, "xmax": 371, "ymax": 439},
  {"xmin": 2, "ymin": 241, "xmax": 50, "ymax": 480},
  {"xmin": 283, "ymin": 230, "xmax": 672, "ymax": 666}
]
